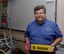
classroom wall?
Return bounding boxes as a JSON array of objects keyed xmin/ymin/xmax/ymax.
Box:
[
  {"xmin": 57, "ymin": 0, "xmax": 64, "ymax": 36},
  {"xmin": 8, "ymin": 0, "xmax": 55, "ymax": 31}
]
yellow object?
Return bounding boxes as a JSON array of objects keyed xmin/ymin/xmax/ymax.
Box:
[{"xmin": 31, "ymin": 44, "xmax": 51, "ymax": 52}]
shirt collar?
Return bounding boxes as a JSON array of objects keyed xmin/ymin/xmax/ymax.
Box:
[{"xmin": 35, "ymin": 18, "xmax": 47, "ymax": 26}]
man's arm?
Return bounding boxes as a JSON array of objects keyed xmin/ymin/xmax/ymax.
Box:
[
  {"xmin": 51, "ymin": 24, "xmax": 63, "ymax": 47},
  {"xmin": 24, "ymin": 36, "xmax": 30, "ymax": 51},
  {"xmin": 24, "ymin": 36, "xmax": 30, "ymax": 43},
  {"xmin": 51, "ymin": 37, "xmax": 63, "ymax": 47}
]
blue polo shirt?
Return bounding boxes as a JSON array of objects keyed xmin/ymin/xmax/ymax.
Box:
[{"xmin": 25, "ymin": 19, "xmax": 63, "ymax": 45}]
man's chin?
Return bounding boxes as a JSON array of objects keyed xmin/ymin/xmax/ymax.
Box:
[{"xmin": 37, "ymin": 19, "xmax": 43, "ymax": 22}]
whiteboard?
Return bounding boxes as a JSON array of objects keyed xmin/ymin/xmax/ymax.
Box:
[{"xmin": 8, "ymin": 0, "xmax": 55, "ymax": 31}]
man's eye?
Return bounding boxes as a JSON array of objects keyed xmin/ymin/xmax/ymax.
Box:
[
  {"xmin": 35, "ymin": 13, "xmax": 38, "ymax": 14},
  {"xmin": 35, "ymin": 12, "xmax": 43, "ymax": 14}
]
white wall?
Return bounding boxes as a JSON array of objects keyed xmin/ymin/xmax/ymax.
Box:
[
  {"xmin": 8, "ymin": 0, "xmax": 55, "ymax": 31},
  {"xmin": 57, "ymin": 0, "xmax": 64, "ymax": 36}
]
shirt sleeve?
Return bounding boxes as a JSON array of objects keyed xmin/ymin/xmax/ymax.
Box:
[
  {"xmin": 24, "ymin": 24, "xmax": 30, "ymax": 37},
  {"xmin": 53, "ymin": 24, "xmax": 63, "ymax": 38}
]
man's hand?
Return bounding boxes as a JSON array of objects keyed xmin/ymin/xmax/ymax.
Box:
[
  {"xmin": 50, "ymin": 44, "xmax": 55, "ymax": 52},
  {"xmin": 25, "ymin": 43, "xmax": 30, "ymax": 52}
]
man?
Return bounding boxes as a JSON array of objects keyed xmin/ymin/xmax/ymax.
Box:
[{"xmin": 24, "ymin": 5, "xmax": 63, "ymax": 54}]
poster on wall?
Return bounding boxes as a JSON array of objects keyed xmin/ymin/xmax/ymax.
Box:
[{"xmin": 0, "ymin": 0, "xmax": 8, "ymax": 28}]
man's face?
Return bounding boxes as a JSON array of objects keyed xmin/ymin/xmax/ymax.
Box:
[{"xmin": 35, "ymin": 9, "xmax": 46, "ymax": 22}]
